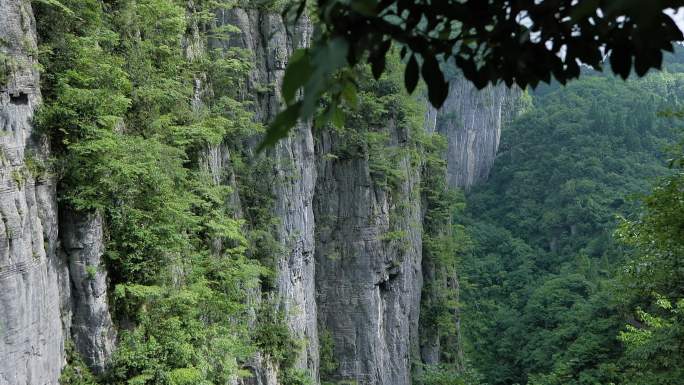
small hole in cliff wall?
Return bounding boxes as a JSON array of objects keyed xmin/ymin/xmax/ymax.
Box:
[
  {"xmin": 10, "ymin": 92, "xmax": 28, "ymax": 105},
  {"xmin": 378, "ymin": 268, "xmax": 400, "ymax": 293},
  {"xmin": 378, "ymin": 279, "xmax": 390, "ymax": 292}
]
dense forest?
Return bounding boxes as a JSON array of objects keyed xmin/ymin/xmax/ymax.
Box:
[
  {"xmin": 460, "ymin": 62, "xmax": 684, "ymax": 385},
  {"xmin": 1, "ymin": 1, "xmax": 684, "ymax": 385}
]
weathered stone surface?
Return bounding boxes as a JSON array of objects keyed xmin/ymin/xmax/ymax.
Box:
[
  {"xmin": 237, "ymin": 352, "xmax": 280, "ymax": 385},
  {"xmin": 314, "ymin": 126, "xmax": 423, "ymax": 385},
  {"xmin": 213, "ymin": 8, "xmax": 319, "ymax": 382},
  {"xmin": 0, "ymin": 1, "xmax": 66, "ymax": 384},
  {"xmin": 61, "ymin": 210, "xmax": 115, "ymax": 375},
  {"xmin": 427, "ymin": 77, "xmax": 519, "ymax": 188}
]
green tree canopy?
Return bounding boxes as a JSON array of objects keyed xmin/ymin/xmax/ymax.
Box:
[{"xmin": 460, "ymin": 69, "xmax": 683, "ymax": 385}]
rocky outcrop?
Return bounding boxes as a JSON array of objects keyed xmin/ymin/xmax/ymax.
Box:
[
  {"xmin": 314, "ymin": 126, "xmax": 423, "ymax": 385},
  {"xmin": 213, "ymin": 8, "xmax": 319, "ymax": 382},
  {"xmin": 0, "ymin": 1, "xmax": 66, "ymax": 384},
  {"xmin": 428, "ymin": 77, "xmax": 519, "ymax": 188},
  {"xmin": 60, "ymin": 211, "xmax": 115, "ymax": 375}
]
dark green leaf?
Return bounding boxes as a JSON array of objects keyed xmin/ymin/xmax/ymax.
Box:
[
  {"xmin": 404, "ymin": 54, "xmax": 419, "ymax": 94},
  {"xmin": 331, "ymin": 104, "xmax": 345, "ymax": 128},
  {"xmin": 341, "ymin": 81, "xmax": 358, "ymax": 107},
  {"xmin": 350, "ymin": 0, "xmax": 378, "ymax": 16},
  {"xmin": 282, "ymin": 49, "xmax": 311, "ymax": 104},
  {"xmin": 371, "ymin": 53, "xmax": 385, "ymax": 80},
  {"xmin": 258, "ymin": 102, "xmax": 302, "ymax": 152},
  {"xmin": 370, "ymin": 39, "xmax": 391, "ymax": 80},
  {"xmin": 610, "ymin": 45, "xmax": 632, "ymax": 79},
  {"xmin": 422, "ymin": 54, "xmax": 448, "ymax": 107}
]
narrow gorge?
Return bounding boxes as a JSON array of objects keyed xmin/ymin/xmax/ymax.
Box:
[{"xmin": 0, "ymin": 1, "xmax": 516, "ymax": 384}]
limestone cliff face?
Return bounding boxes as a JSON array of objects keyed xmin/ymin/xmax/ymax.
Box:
[
  {"xmin": 60, "ymin": 211, "xmax": 115, "ymax": 375},
  {"xmin": 314, "ymin": 127, "xmax": 423, "ymax": 385},
  {"xmin": 213, "ymin": 8, "xmax": 319, "ymax": 383},
  {"xmin": 0, "ymin": 2, "xmax": 116, "ymax": 383},
  {"xmin": 427, "ymin": 77, "xmax": 519, "ymax": 189},
  {"xmin": 312, "ymin": 75, "xmax": 518, "ymax": 385},
  {"xmin": 0, "ymin": 2, "xmax": 66, "ymax": 384}
]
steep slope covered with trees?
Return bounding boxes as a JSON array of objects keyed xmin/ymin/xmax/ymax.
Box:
[{"xmin": 461, "ymin": 70, "xmax": 684, "ymax": 385}]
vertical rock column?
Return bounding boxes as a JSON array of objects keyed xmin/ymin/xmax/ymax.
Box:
[
  {"xmin": 214, "ymin": 8, "xmax": 319, "ymax": 382},
  {"xmin": 60, "ymin": 211, "xmax": 115, "ymax": 375},
  {"xmin": 314, "ymin": 127, "xmax": 423, "ymax": 385},
  {"xmin": 0, "ymin": 1, "xmax": 67, "ymax": 384},
  {"xmin": 432, "ymin": 77, "xmax": 519, "ymax": 189}
]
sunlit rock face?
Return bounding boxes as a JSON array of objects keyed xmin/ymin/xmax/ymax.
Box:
[
  {"xmin": 0, "ymin": 1, "xmax": 67, "ymax": 384},
  {"xmin": 426, "ymin": 77, "xmax": 520, "ymax": 189}
]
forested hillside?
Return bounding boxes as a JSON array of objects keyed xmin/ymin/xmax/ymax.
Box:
[{"xmin": 461, "ymin": 68, "xmax": 684, "ymax": 385}]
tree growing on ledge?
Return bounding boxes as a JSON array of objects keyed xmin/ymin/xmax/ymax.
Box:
[{"xmin": 262, "ymin": 0, "xmax": 684, "ymax": 147}]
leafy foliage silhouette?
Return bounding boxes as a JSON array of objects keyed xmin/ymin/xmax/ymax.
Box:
[{"xmin": 265, "ymin": 0, "xmax": 684, "ymax": 147}]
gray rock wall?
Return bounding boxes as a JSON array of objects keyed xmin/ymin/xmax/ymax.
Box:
[
  {"xmin": 314, "ymin": 126, "xmax": 423, "ymax": 385},
  {"xmin": 60, "ymin": 211, "xmax": 115, "ymax": 375},
  {"xmin": 428, "ymin": 77, "xmax": 519, "ymax": 189},
  {"xmin": 0, "ymin": 1, "xmax": 518, "ymax": 384},
  {"xmin": 213, "ymin": 8, "xmax": 319, "ymax": 382},
  {"xmin": 0, "ymin": 1, "xmax": 67, "ymax": 384}
]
